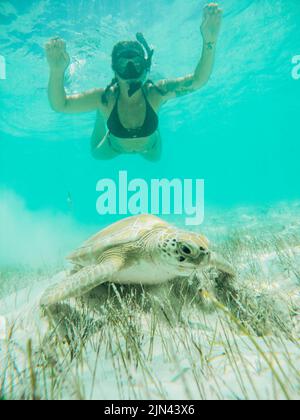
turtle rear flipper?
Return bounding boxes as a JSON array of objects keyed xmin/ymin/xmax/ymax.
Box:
[{"xmin": 40, "ymin": 256, "xmax": 124, "ymax": 307}]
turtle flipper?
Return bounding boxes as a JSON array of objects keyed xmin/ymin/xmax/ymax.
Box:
[{"xmin": 40, "ymin": 257, "xmax": 124, "ymax": 307}]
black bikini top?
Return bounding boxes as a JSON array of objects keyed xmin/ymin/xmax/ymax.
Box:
[{"xmin": 107, "ymin": 87, "xmax": 159, "ymax": 139}]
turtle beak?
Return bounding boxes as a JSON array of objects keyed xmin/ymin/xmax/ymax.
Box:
[{"xmin": 196, "ymin": 249, "xmax": 211, "ymax": 266}]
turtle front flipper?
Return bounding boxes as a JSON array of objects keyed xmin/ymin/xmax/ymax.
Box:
[{"xmin": 40, "ymin": 256, "xmax": 124, "ymax": 307}]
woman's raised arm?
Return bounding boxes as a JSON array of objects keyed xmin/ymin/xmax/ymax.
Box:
[
  {"xmin": 46, "ymin": 38, "xmax": 104, "ymax": 114},
  {"xmin": 156, "ymin": 3, "xmax": 223, "ymax": 104}
]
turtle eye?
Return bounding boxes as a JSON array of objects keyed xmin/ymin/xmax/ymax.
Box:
[{"xmin": 181, "ymin": 245, "xmax": 192, "ymax": 256}]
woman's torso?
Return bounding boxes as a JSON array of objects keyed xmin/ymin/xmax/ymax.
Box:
[{"xmin": 99, "ymin": 84, "xmax": 162, "ymax": 154}]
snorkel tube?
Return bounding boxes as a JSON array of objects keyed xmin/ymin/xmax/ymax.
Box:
[{"xmin": 135, "ymin": 32, "xmax": 154, "ymax": 72}]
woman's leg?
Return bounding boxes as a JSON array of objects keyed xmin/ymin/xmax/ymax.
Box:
[
  {"xmin": 91, "ymin": 111, "xmax": 120, "ymax": 160},
  {"xmin": 142, "ymin": 131, "xmax": 162, "ymax": 162}
]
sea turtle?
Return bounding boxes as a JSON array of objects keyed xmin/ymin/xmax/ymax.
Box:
[{"xmin": 40, "ymin": 215, "xmax": 235, "ymax": 311}]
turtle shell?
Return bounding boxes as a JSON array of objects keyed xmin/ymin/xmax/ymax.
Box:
[{"xmin": 67, "ymin": 214, "xmax": 169, "ymax": 265}]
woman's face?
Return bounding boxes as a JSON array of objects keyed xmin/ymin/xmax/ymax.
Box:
[{"xmin": 115, "ymin": 50, "xmax": 146, "ymax": 80}]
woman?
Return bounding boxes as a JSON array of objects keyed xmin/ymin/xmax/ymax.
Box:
[{"xmin": 45, "ymin": 3, "xmax": 222, "ymax": 162}]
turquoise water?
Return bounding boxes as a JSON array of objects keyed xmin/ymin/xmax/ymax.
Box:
[{"xmin": 0, "ymin": 0, "xmax": 300, "ymax": 265}]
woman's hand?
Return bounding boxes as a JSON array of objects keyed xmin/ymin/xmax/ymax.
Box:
[
  {"xmin": 200, "ymin": 3, "xmax": 223, "ymax": 44},
  {"xmin": 45, "ymin": 38, "xmax": 70, "ymax": 73}
]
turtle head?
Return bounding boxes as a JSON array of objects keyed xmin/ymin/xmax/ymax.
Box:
[{"xmin": 157, "ymin": 230, "xmax": 211, "ymax": 275}]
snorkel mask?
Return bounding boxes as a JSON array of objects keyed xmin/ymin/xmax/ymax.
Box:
[{"xmin": 112, "ymin": 33, "xmax": 154, "ymax": 97}]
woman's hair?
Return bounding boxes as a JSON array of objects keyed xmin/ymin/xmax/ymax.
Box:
[
  {"xmin": 101, "ymin": 41, "xmax": 167, "ymax": 105},
  {"xmin": 112, "ymin": 41, "xmax": 145, "ymax": 66},
  {"xmin": 101, "ymin": 77, "xmax": 119, "ymax": 105}
]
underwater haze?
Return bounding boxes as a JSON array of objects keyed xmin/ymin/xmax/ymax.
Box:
[{"xmin": 0, "ymin": 0, "xmax": 300, "ymax": 267}]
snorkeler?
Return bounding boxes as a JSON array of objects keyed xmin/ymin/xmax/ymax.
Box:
[{"xmin": 45, "ymin": 3, "xmax": 222, "ymax": 162}]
